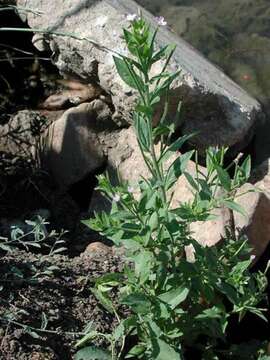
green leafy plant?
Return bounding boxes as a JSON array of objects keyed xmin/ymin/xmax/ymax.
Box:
[
  {"xmin": 0, "ymin": 215, "xmax": 66, "ymax": 255},
  {"xmin": 0, "ymin": 216, "xmax": 67, "ymax": 289},
  {"xmin": 78, "ymin": 14, "xmax": 268, "ymax": 359}
]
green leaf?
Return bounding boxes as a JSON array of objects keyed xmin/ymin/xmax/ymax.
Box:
[
  {"xmin": 214, "ymin": 164, "xmax": 231, "ymax": 191},
  {"xmin": 151, "ymin": 45, "xmax": 170, "ymax": 64},
  {"xmin": 121, "ymin": 292, "xmax": 151, "ymax": 314},
  {"xmin": 75, "ymin": 346, "xmax": 110, "ymax": 360},
  {"xmin": 149, "ymin": 212, "xmax": 159, "ymax": 231},
  {"xmin": 231, "ymin": 259, "xmax": 251, "ymax": 276},
  {"xmin": 158, "ymin": 286, "xmax": 189, "ymax": 309},
  {"xmin": 195, "ymin": 306, "xmax": 223, "ymax": 320},
  {"xmin": 153, "ymin": 124, "xmax": 174, "ymax": 138},
  {"xmin": 126, "ymin": 344, "xmax": 146, "ymax": 358},
  {"xmin": 197, "ymin": 179, "xmax": 213, "ymax": 201},
  {"xmin": 215, "ymin": 282, "xmax": 238, "ymax": 305},
  {"xmin": 153, "ymin": 71, "xmax": 181, "ymax": 98},
  {"xmin": 159, "ymin": 133, "xmax": 195, "ymax": 163},
  {"xmin": 26, "ymin": 329, "xmax": 41, "ymax": 339},
  {"xmin": 136, "ymin": 103, "xmax": 153, "ymax": 117},
  {"xmin": 95, "ymin": 273, "xmax": 123, "ymax": 287},
  {"xmin": 75, "ymin": 330, "xmax": 99, "ymax": 348},
  {"xmin": 152, "ymin": 338, "xmax": 182, "ymax": 360},
  {"xmin": 134, "ymin": 113, "xmax": 151, "ymax": 151},
  {"xmin": 90, "ymin": 288, "xmax": 115, "ymax": 314},
  {"xmin": 133, "ymin": 251, "xmax": 153, "ymax": 284},
  {"xmin": 145, "ymin": 191, "xmax": 159, "ymax": 210},
  {"xmin": 247, "ymin": 307, "xmax": 268, "ymax": 322},
  {"xmin": 222, "ymin": 200, "xmax": 247, "ymax": 217},
  {"xmin": 0, "ymin": 243, "xmax": 12, "ymax": 252},
  {"xmin": 241, "ymin": 156, "xmax": 251, "ymax": 178},
  {"xmin": 123, "ymin": 29, "xmax": 139, "ymax": 57},
  {"xmin": 41, "ymin": 312, "xmax": 48, "ymax": 330},
  {"xmin": 122, "ymin": 222, "xmax": 141, "ymax": 233},
  {"xmin": 184, "ymin": 172, "xmax": 199, "ymax": 191},
  {"xmin": 113, "ymin": 56, "xmax": 143, "ymax": 89},
  {"xmin": 165, "ymin": 151, "xmax": 194, "ymax": 190},
  {"xmin": 113, "ymin": 320, "xmax": 125, "ymax": 342}
]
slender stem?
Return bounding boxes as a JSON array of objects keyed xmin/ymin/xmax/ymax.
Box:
[
  {"xmin": 0, "ymin": 317, "xmax": 85, "ymax": 337},
  {"xmin": 0, "ymin": 56, "xmax": 50, "ymax": 62},
  {"xmin": 136, "ymin": 134, "xmax": 156, "ymax": 178},
  {"xmin": 0, "ymin": 27, "xmax": 122, "ymax": 57}
]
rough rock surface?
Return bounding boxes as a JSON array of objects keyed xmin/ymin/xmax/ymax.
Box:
[
  {"xmin": 0, "ymin": 110, "xmax": 54, "ymax": 162},
  {"xmin": 233, "ymin": 159, "xmax": 270, "ymax": 259},
  {"xmin": 41, "ymin": 100, "xmax": 111, "ymax": 187},
  {"xmin": 17, "ymin": 0, "xmax": 262, "ymax": 153},
  {"xmin": 171, "ymin": 160, "xmax": 231, "ymax": 247}
]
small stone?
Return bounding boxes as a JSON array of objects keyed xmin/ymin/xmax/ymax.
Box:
[
  {"xmin": 32, "ymin": 33, "xmax": 48, "ymax": 52},
  {"xmin": 83, "ymin": 242, "xmax": 112, "ymax": 256}
]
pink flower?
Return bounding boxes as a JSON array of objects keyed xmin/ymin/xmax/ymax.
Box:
[
  {"xmin": 127, "ymin": 186, "xmax": 134, "ymax": 193},
  {"xmin": 156, "ymin": 16, "xmax": 167, "ymax": 26},
  {"xmin": 242, "ymin": 74, "xmax": 251, "ymax": 81},
  {"xmin": 126, "ymin": 13, "xmax": 137, "ymax": 22}
]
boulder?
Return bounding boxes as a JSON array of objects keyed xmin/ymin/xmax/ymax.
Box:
[
  {"xmin": 41, "ymin": 100, "xmax": 110, "ymax": 188},
  {"xmin": 17, "ymin": 0, "xmax": 262, "ymax": 153},
  {"xmin": 233, "ymin": 159, "xmax": 270, "ymax": 258}
]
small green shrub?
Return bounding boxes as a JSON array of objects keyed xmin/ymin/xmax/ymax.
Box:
[
  {"xmin": 0, "ymin": 216, "xmax": 66, "ymax": 289},
  {"xmin": 79, "ymin": 14, "xmax": 268, "ymax": 360},
  {"xmin": 0, "ymin": 216, "xmax": 66, "ymax": 255}
]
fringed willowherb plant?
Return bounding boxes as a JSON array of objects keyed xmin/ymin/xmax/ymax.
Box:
[{"xmin": 78, "ymin": 14, "xmax": 269, "ymax": 360}]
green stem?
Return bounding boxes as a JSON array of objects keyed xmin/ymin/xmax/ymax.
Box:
[
  {"xmin": 0, "ymin": 317, "xmax": 85, "ymax": 337},
  {"xmin": 0, "ymin": 27, "xmax": 121, "ymax": 57}
]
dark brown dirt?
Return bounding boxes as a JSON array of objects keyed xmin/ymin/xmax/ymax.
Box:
[{"xmin": 0, "ymin": 249, "xmax": 125, "ymax": 360}]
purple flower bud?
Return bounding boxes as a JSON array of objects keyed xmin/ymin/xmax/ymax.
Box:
[
  {"xmin": 156, "ymin": 16, "xmax": 167, "ymax": 26},
  {"xmin": 127, "ymin": 186, "xmax": 134, "ymax": 193}
]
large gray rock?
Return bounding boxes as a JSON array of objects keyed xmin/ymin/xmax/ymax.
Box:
[
  {"xmin": 17, "ymin": 0, "xmax": 262, "ymax": 153},
  {"xmin": 41, "ymin": 100, "xmax": 110, "ymax": 187}
]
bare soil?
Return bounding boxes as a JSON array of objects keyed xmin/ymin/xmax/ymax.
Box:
[{"xmin": 0, "ymin": 249, "xmax": 124, "ymax": 360}]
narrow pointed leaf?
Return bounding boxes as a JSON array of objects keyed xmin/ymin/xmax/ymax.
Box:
[
  {"xmin": 222, "ymin": 200, "xmax": 247, "ymax": 217},
  {"xmin": 165, "ymin": 151, "xmax": 194, "ymax": 190},
  {"xmin": 113, "ymin": 56, "xmax": 143, "ymax": 90}
]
